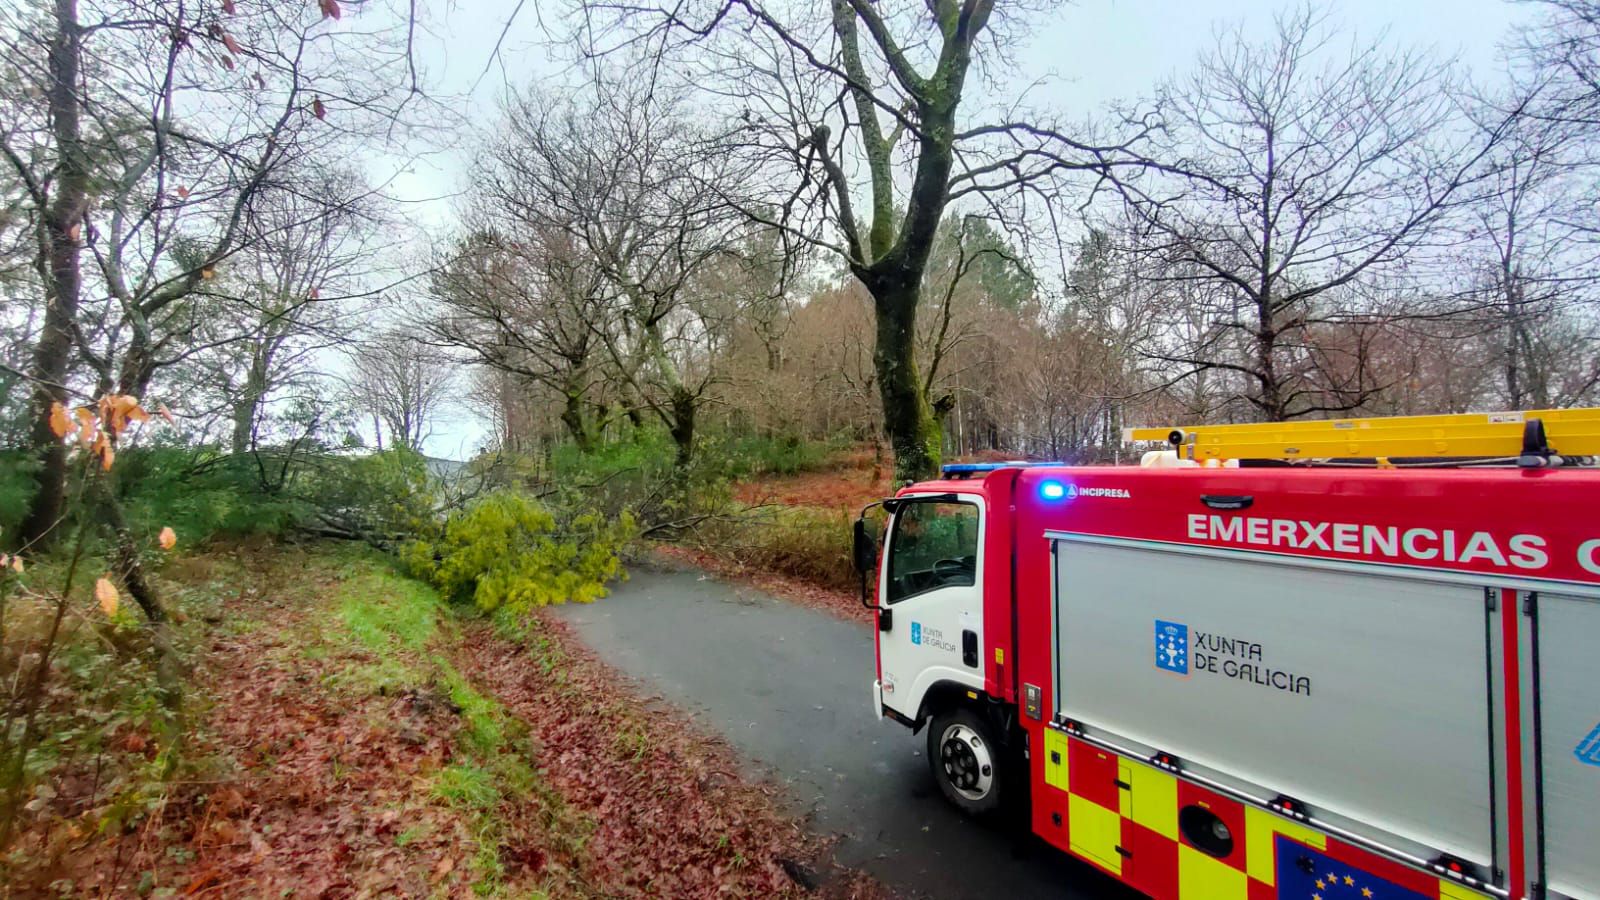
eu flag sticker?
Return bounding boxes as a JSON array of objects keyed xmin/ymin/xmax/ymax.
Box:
[
  {"xmin": 1275, "ymin": 836, "xmax": 1430, "ymax": 899},
  {"xmin": 1577, "ymin": 721, "xmax": 1600, "ymax": 767},
  {"xmin": 1155, "ymin": 620, "xmax": 1188, "ymax": 674},
  {"xmin": 911, "ymin": 621, "xmax": 922, "ymax": 646}
]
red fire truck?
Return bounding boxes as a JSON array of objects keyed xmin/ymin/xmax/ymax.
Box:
[{"xmin": 853, "ymin": 410, "xmax": 1600, "ymax": 900}]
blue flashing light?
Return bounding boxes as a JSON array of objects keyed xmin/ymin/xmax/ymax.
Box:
[
  {"xmin": 941, "ymin": 460, "xmax": 1065, "ymax": 477},
  {"xmin": 1040, "ymin": 480, "xmax": 1067, "ymax": 500}
]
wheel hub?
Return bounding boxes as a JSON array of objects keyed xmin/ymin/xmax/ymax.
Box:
[{"xmin": 939, "ymin": 723, "xmax": 994, "ymax": 801}]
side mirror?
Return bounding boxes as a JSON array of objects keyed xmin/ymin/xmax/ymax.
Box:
[{"xmin": 852, "ymin": 518, "xmax": 878, "ymax": 576}]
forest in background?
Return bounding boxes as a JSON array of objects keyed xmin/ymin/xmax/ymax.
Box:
[{"xmin": 2, "ymin": 0, "xmax": 1600, "ymax": 891}]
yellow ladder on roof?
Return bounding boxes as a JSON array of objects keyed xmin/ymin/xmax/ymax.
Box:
[{"xmin": 1122, "ymin": 408, "xmax": 1600, "ymax": 462}]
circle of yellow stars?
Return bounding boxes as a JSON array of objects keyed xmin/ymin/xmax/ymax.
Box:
[{"xmin": 1311, "ymin": 871, "xmax": 1375, "ymax": 899}]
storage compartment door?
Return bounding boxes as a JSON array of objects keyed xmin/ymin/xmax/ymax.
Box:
[
  {"xmin": 1053, "ymin": 538, "xmax": 1494, "ymax": 864},
  {"xmin": 1536, "ymin": 593, "xmax": 1600, "ymax": 900}
]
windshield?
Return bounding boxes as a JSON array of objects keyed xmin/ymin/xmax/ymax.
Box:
[{"xmin": 885, "ymin": 500, "xmax": 979, "ymax": 603}]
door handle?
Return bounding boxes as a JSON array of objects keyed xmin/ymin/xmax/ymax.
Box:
[
  {"xmin": 878, "ymin": 608, "xmax": 893, "ymax": 632},
  {"xmin": 962, "ymin": 629, "xmax": 978, "ymax": 668}
]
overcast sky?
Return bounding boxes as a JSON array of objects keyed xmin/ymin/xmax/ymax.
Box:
[{"xmin": 397, "ymin": 0, "xmax": 1534, "ymax": 459}]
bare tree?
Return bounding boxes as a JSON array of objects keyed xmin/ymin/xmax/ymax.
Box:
[
  {"xmin": 429, "ymin": 224, "xmax": 614, "ymax": 452},
  {"xmin": 1453, "ymin": 111, "xmax": 1600, "ymax": 408},
  {"xmin": 1117, "ymin": 8, "xmax": 1506, "ymax": 421},
  {"xmin": 170, "ymin": 166, "xmax": 384, "ymax": 456},
  {"xmin": 1, "ymin": 0, "xmax": 423, "ymax": 544},
  {"xmin": 351, "ymin": 329, "xmax": 454, "ymax": 453},
  {"xmin": 575, "ymin": 0, "xmax": 1154, "ymax": 480},
  {"xmin": 1516, "ymin": 0, "xmax": 1600, "ymax": 138},
  {"xmin": 472, "ymin": 74, "xmax": 754, "ymax": 466}
]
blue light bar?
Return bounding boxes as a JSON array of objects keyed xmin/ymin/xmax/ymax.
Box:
[
  {"xmin": 1040, "ymin": 480, "xmax": 1067, "ymax": 500},
  {"xmin": 941, "ymin": 461, "xmax": 1066, "ymax": 477}
]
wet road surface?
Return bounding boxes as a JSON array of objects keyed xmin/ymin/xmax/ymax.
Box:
[{"xmin": 553, "ymin": 566, "xmax": 1142, "ymax": 899}]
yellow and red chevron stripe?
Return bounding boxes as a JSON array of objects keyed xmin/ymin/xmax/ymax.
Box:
[{"xmin": 1035, "ymin": 729, "xmax": 1494, "ymax": 900}]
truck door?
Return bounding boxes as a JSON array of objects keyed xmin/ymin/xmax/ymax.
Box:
[{"xmin": 878, "ymin": 496, "xmax": 985, "ymax": 721}]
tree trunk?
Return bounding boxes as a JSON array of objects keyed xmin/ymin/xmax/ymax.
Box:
[
  {"xmin": 230, "ymin": 348, "xmax": 269, "ymax": 454},
  {"xmin": 870, "ymin": 277, "xmax": 941, "ymax": 483},
  {"xmin": 1255, "ymin": 321, "xmax": 1288, "ymax": 421},
  {"xmin": 97, "ymin": 478, "xmax": 182, "ymax": 709},
  {"xmin": 560, "ymin": 390, "xmax": 595, "ymax": 452},
  {"xmin": 115, "ymin": 331, "xmax": 156, "ymax": 398},
  {"xmin": 20, "ymin": 0, "xmax": 88, "ymax": 547},
  {"xmin": 668, "ymin": 387, "xmax": 695, "ymax": 467}
]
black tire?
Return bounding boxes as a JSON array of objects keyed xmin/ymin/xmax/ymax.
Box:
[{"xmin": 927, "ymin": 706, "xmax": 1006, "ymax": 818}]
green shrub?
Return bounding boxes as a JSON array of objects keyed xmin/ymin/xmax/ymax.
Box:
[
  {"xmin": 720, "ymin": 431, "xmax": 848, "ymax": 478},
  {"xmin": 546, "ymin": 429, "xmax": 734, "ymax": 535},
  {"xmin": 301, "ymin": 448, "xmax": 437, "ymax": 541},
  {"xmin": 116, "ymin": 447, "xmax": 305, "ymax": 544},
  {"xmin": 0, "ymin": 450, "xmax": 36, "ymax": 541},
  {"xmin": 726, "ymin": 505, "xmax": 855, "ymax": 591},
  {"xmin": 404, "ymin": 490, "xmax": 635, "ymax": 613}
]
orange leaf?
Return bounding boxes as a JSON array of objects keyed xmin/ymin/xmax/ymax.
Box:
[
  {"xmin": 319, "ymin": 0, "xmax": 341, "ymax": 20},
  {"xmin": 157, "ymin": 403, "xmax": 176, "ymax": 426},
  {"xmin": 222, "ymin": 0, "xmax": 236, "ymax": 13},
  {"xmin": 48, "ymin": 402, "xmax": 72, "ymax": 439},
  {"xmin": 201, "ymin": 267, "xmax": 215, "ymax": 280},
  {"xmin": 312, "ymin": 97, "xmax": 326, "ymax": 120},
  {"xmin": 222, "ymin": 32, "xmax": 240, "ymax": 55},
  {"xmin": 9, "ymin": 556, "xmax": 21, "ymax": 574},
  {"xmin": 308, "ymin": 287, "xmax": 320, "ymax": 299},
  {"xmin": 104, "ymin": 395, "xmax": 141, "ymax": 435},
  {"xmin": 176, "ymin": 185, "xmax": 191, "ymax": 199},
  {"xmin": 159, "ymin": 527, "xmax": 177, "ymax": 551},
  {"xmin": 96, "ymin": 578, "xmax": 119, "ymax": 616},
  {"xmin": 221, "ymin": 54, "xmax": 235, "ymax": 71},
  {"xmin": 91, "ymin": 429, "xmax": 114, "ymax": 469},
  {"xmin": 67, "ymin": 223, "xmax": 81, "ymax": 242}
]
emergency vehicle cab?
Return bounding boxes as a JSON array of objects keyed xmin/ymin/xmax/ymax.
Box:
[{"xmin": 853, "ymin": 410, "xmax": 1600, "ymax": 900}]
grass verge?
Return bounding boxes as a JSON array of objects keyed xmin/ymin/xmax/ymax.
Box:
[{"xmin": 324, "ymin": 552, "xmax": 593, "ymax": 895}]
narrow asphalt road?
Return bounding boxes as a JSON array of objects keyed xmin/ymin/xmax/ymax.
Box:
[{"xmin": 553, "ymin": 566, "xmax": 1143, "ymax": 900}]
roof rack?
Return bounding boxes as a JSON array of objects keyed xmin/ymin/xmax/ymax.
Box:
[
  {"xmin": 942, "ymin": 461, "xmax": 1064, "ymax": 478},
  {"xmin": 1123, "ymin": 408, "xmax": 1600, "ymax": 467}
]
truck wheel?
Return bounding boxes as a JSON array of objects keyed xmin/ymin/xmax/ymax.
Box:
[{"xmin": 927, "ymin": 707, "xmax": 1005, "ymax": 817}]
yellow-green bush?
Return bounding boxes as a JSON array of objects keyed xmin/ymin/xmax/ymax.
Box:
[{"xmin": 404, "ymin": 491, "xmax": 635, "ymax": 612}]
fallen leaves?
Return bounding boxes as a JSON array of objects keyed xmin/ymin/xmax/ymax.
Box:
[
  {"xmin": 458, "ymin": 612, "xmax": 864, "ymax": 898},
  {"xmin": 5, "ymin": 546, "xmax": 880, "ymax": 899}
]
